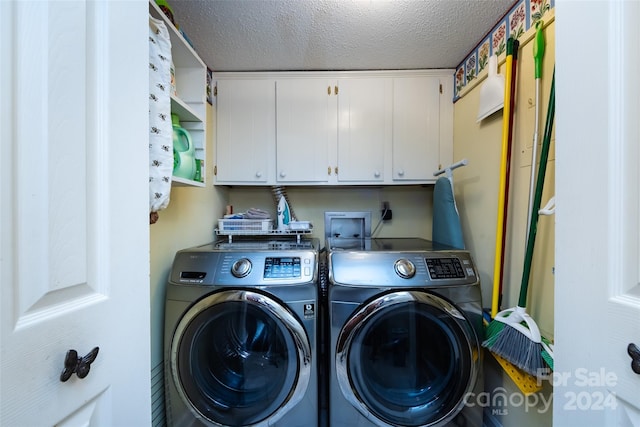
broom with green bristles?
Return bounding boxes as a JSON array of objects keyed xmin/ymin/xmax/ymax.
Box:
[{"xmin": 483, "ymin": 70, "xmax": 555, "ymax": 378}]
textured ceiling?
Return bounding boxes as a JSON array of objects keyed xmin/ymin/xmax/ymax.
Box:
[{"xmin": 168, "ymin": 0, "xmax": 516, "ymax": 72}]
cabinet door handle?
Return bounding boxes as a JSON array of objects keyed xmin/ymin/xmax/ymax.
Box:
[
  {"xmin": 279, "ymin": 171, "xmax": 286, "ymax": 178},
  {"xmin": 374, "ymin": 171, "xmax": 381, "ymax": 178},
  {"xmin": 397, "ymin": 169, "xmax": 405, "ymax": 177},
  {"xmin": 628, "ymin": 343, "xmax": 640, "ymax": 374},
  {"xmin": 327, "ymin": 167, "xmax": 332, "ymax": 176},
  {"xmin": 255, "ymin": 171, "xmax": 262, "ymax": 178},
  {"xmin": 334, "ymin": 86, "xmax": 338, "ymax": 95},
  {"xmin": 60, "ymin": 347, "xmax": 99, "ymax": 382},
  {"xmin": 327, "ymin": 86, "xmax": 331, "ymax": 95}
]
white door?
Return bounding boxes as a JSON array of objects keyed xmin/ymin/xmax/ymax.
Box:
[
  {"xmin": 0, "ymin": 1, "xmax": 150, "ymax": 426},
  {"xmin": 555, "ymin": 1, "xmax": 640, "ymax": 425}
]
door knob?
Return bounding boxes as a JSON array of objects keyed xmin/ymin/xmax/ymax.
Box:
[
  {"xmin": 628, "ymin": 343, "xmax": 640, "ymax": 375},
  {"xmin": 60, "ymin": 347, "xmax": 99, "ymax": 382}
]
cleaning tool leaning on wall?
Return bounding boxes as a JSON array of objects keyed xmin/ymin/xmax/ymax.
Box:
[
  {"xmin": 483, "ymin": 69, "xmax": 556, "ymax": 379},
  {"xmin": 489, "ymin": 37, "xmax": 519, "ymax": 319}
]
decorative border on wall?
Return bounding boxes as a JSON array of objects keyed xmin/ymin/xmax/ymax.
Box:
[{"xmin": 453, "ymin": 0, "xmax": 554, "ymax": 101}]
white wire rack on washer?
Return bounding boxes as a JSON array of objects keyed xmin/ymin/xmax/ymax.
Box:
[{"xmin": 215, "ymin": 219, "xmax": 312, "ymax": 243}]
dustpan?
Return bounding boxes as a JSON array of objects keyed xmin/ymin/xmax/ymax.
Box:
[{"xmin": 477, "ymin": 55, "xmax": 505, "ymax": 122}]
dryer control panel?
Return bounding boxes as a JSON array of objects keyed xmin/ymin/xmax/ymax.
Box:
[
  {"xmin": 330, "ymin": 251, "xmax": 478, "ymax": 287},
  {"xmin": 426, "ymin": 257, "xmax": 466, "ymax": 279}
]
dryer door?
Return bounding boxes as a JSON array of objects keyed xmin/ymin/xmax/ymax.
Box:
[
  {"xmin": 170, "ymin": 289, "xmax": 311, "ymax": 427},
  {"xmin": 336, "ymin": 290, "xmax": 479, "ymax": 427}
]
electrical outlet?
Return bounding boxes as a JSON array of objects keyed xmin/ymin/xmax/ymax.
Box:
[{"xmin": 381, "ymin": 201, "xmax": 392, "ymax": 221}]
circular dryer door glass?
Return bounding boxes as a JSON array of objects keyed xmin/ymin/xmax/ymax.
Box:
[
  {"xmin": 338, "ymin": 291, "xmax": 479, "ymax": 427},
  {"xmin": 172, "ymin": 290, "xmax": 310, "ymax": 426}
]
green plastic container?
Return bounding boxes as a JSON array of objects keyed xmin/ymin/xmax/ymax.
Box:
[{"xmin": 172, "ymin": 114, "xmax": 196, "ymax": 180}]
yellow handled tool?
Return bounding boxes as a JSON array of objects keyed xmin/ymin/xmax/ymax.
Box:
[{"xmin": 491, "ymin": 37, "xmax": 517, "ymax": 318}]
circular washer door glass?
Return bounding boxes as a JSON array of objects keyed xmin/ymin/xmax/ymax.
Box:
[
  {"xmin": 339, "ymin": 291, "xmax": 478, "ymax": 427},
  {"xmin": 172, "ymin": 291, "xmax": 309, "ymax": 426}
]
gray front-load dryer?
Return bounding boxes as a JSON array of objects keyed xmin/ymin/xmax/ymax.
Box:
[
  {"xmin": 164, "ymin": 238, "xmax": 319, "ymax": 427},
  {"xmin": 327, "ymin": 238, "xmax": 484, "ymax": 427}
]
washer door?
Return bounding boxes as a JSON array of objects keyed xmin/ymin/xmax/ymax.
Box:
[
  {"xmin": 171, "ymin": 289, "xmax": 311, "ymax": 427},
  {"xmin": 336, "ymin": 290, "xmax": 479, "ymax": 427}
]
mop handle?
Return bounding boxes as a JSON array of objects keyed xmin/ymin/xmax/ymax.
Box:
[
  {"xmin": 518, "ymin": 70, "xmax": 555, "ymax": 307},
  {"xmin": 527, "ymin": 20, "xmax": 546, "ymax": 235}
]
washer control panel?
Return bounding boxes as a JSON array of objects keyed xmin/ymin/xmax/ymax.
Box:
[
  {"xmin": 217, "ymin": 252, "xmax": 315, "ymax": 285},
  {"xmin": 170, "ymin": 239, "xmax": 319, "ymax": 286},
  {"xmin": 264, "ymin": 257, "xmax": 302, "ymax": 279}
]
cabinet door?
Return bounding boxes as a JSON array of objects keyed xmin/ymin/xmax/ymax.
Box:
[
  {"xmin": 392, "ymin": 77, "xmax": 441, "ymax": 181},
  {"xmin": 276, "ymin": 79, "xmax": 334, "ymax": 183},
  {"xmin": 337, "ymin": 78, "xmax": 392, "ymax": 183},
  {"xmin": 216, "ymin": 79, "xmax": 275, "ymax": 183}
]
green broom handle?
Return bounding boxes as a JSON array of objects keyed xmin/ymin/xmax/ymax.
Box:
[{"xmin": 518, "ymin": 69, "xmax": 555, "ymax": 307}]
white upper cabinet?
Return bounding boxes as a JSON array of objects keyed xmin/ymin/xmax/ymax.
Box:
[
  {"xmin": 214, "ymin": 71, "xmax": 452, "ymax": 186},
  {"xmin": 392, "ymin": 76, "xmax": 442, "ymax": 182},
  {"xmin": 276, "ymin": 78, "xmax": 334, "ymax": 183},
  {"xmin": 215, "ymin": 79, "xmax": 276, "ymax": 184},
  {"xmin": 336, "ymin": 77, "xmax": 392, "ymax": 183}
]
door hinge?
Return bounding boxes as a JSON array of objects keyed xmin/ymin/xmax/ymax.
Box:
[
  {"xmin": 439, "ymin": 84, "xmax": 442, "ymax": 94},
  {"xmin": 214, "ymin": 165, "xmax": 217, "ymax": 175},
  {"xmin": 214, "ymin": 85, "xmax": 217, "ymax": 97}
]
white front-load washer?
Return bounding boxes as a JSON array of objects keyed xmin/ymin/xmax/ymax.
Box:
[
  {"xmin": 327, "ymin": 238, "xmax": 483, "ymax": 427},
  {"xmin": 164, "ymin": 238, "xmax": 319, "ymax": 427}
]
